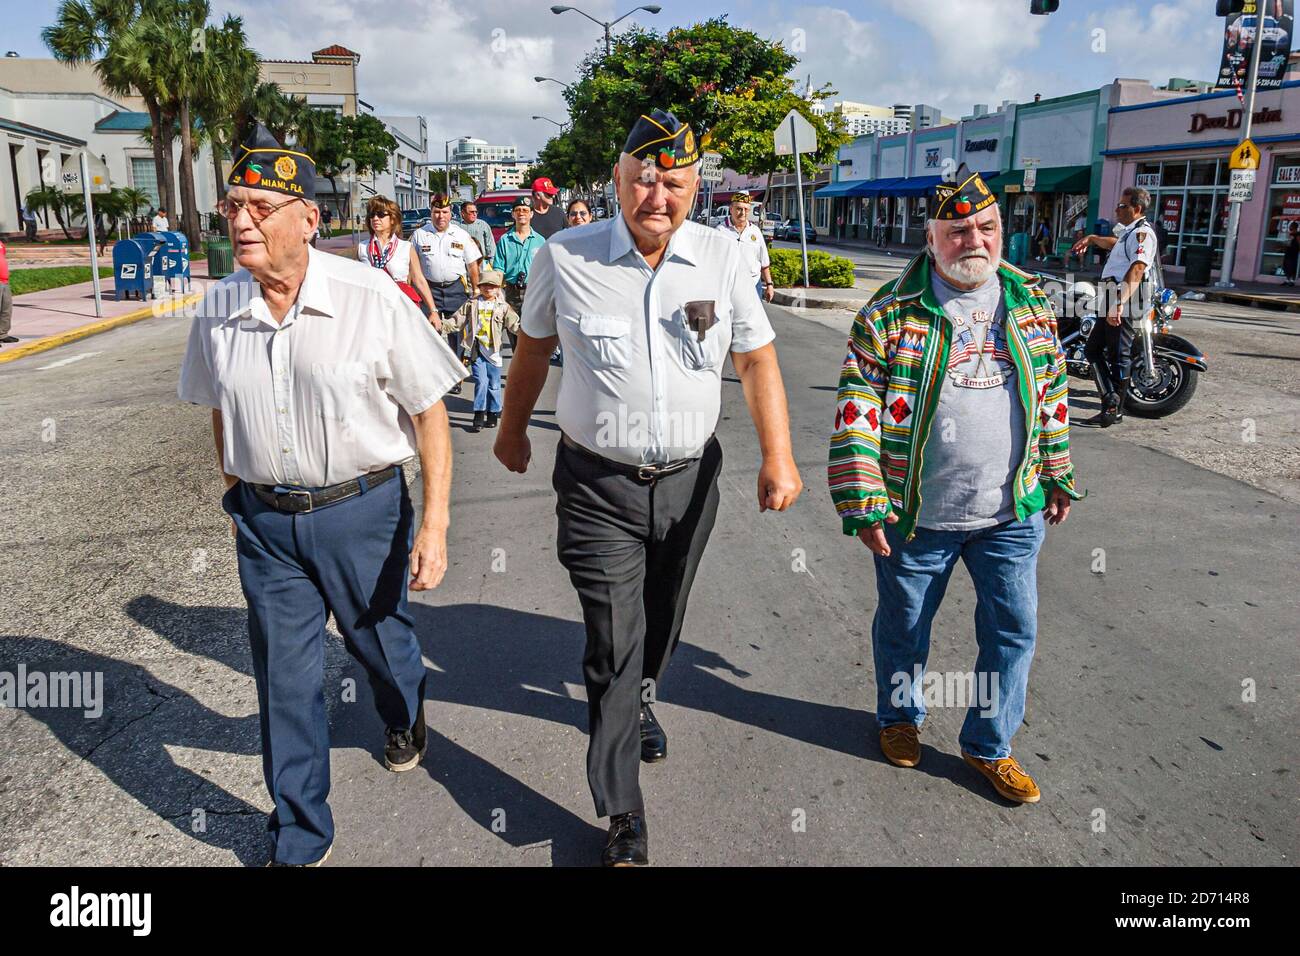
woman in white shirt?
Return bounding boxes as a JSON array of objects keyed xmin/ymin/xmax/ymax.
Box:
[{"xmin": 359, "ymin": 196, "xmax": 439, "ymax": 327}]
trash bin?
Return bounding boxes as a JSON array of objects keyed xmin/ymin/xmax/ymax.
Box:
[
  {"xmin": 1183, "ymin": 244, "xmax": 1213, "ymax": 286},
  {"xmin": 207, "ymin": 237, "xmax": 234, "ymax": 279},
  {"xmin": 1008, "ymin": 232, "xmax": 1029, "ymax": 267}
]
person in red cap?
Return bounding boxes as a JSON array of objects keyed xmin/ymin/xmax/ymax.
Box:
[{"xmin": 529, "ymin": 176, "xmax": 565, "ymax": 239}]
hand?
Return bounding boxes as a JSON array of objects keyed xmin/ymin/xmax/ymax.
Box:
[
  {"xmin": 431, "ymin": 316, "xmax": 443, "ymax": 333},
  {"xmin": 1045, "ymin": 487, "xmax": 1072, "ymax": 526},
  {"xmin": 494, "ymin": 429, "xmax": 532, "ymax": 474},
  {"xmin": 856, "ymin": 512, "xmax": 900, "ymax": 556},
  {"xmin": 409, "ymin": 524, "xmax": 448, "ymax": 590},
  {"xmin": 763, "ymin": 282, "xmax": 775, "ymax": 302},
  {"xmin": 757, "ymin": 454, "xmax": 802, "ymax": 512},
  {"xmin": 1070, "ymin": 236, "xmax": 1090, "ymax": 256},
  {"xmin": 1106, "ymin": 305, "xmax": 1122, "ymax": 327}
]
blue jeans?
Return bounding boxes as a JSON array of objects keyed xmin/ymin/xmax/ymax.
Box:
[
  {"xmin": 871, "ymin": 511, "xmax": 1045, "ymax": 759},
  {"xmin": 471, "ymin": 353, "xmax": 502, "ymax": 412}
]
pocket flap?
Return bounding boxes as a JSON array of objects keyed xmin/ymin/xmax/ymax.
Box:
[{"xmin": 578, "ymin": 313, "xmax": 631, "ymax": 338}]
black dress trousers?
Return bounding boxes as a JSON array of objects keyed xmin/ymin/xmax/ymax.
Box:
[{"xmin": 552, "ymin": 436, "xmax": 723, "ymax": 818}]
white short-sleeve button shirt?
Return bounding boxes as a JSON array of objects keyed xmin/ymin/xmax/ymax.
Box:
[
  {"xmin": 522, "ymin": 216, "xmax": 775, "ymax": 466},
  {"xmin": 412, "ymin": 222, "xmax": 481, "ymax": 283},
  {"xmin": 1102, "ymin": 219, "xmax": 1158, "ymax": 282},
  {"xmin": 715, "ymin": 219, "xmax": 770, "ymax": 278},
  {"xmin": 178, "ymin": 246, "xmax": 467, "ymax": 487}
]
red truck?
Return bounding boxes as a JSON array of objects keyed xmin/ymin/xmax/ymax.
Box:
[{"xmin": 472, "ymin": 189, "xmax": 533, "ymax": 240}]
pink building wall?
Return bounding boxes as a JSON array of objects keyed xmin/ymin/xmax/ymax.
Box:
[{"xmin": 1102, "ymin": 82, "xmax": 1300, "ymax": 281}]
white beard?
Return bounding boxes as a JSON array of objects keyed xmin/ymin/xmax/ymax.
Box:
[{"xmin": 937, "ymin": 249, "xmax": 1000, "ymax": 286}]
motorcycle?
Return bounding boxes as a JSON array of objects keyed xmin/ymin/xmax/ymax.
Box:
[{"xmin": 1043, "ymin": 278, "xmax": 1206, "ymax": 418}]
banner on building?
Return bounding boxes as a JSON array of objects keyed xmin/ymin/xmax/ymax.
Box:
[{"xmin": 1218, "ymin": 0, "xmax": 1295, "ymax": 91}]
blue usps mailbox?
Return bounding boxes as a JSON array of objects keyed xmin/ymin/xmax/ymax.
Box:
[
  {"xmin": 112, "ymin": 234, "xmax": 160, "ymax": 301},
  {"xmin": 145, "ymin": 231, "xmax": 191, "ymax": 292}
]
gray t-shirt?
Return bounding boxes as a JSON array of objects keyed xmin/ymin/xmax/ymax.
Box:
[{"xmin": 916, "ymin": 269, "xmax": 1027, "ymax": 531}]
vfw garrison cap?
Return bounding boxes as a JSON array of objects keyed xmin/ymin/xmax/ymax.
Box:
[
  {"xmin": 623, "ymin": 109, "xmax": 700, "ymax": 170},
  {"xmin": 228, "ymin": 123, "xmax": 316, "ymax": 200},
  {"xmin": 931, "ymin": 162, "xmax": 996, "ymax": 220}
]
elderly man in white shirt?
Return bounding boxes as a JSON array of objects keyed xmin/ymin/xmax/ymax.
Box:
[
  {"xmin": 412, "ymin": 194, "xmax": 481, "ymax": 390},
  {"xmin": 178, "ymin": 125, "xmax": 465, "ymax": 867},
  {"xmin": 494, "ymin": 109, "xmax": 802, "ymax": 867},
  {"xmin": 716, "ymin": 191, "xmax": 774, "ymax": 301}
]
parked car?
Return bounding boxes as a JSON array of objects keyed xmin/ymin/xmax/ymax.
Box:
[
  {"xmin": 760, "ymin": 212, "xmax": 780, "ymax": 239},
  {"xmin": 401, "ymin": 207, "xmax": 430, "ymax": 238},
  {"xmin": 471, "ymin": 189, "xmax": 533, "ymax": 239},
  {"xmin": 774, "ymin": 219, "xmax": 818, "ymax": 243}
]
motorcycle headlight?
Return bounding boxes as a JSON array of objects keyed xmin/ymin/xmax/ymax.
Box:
[{"xmin": 1073, "ymin": 281, "xmax": 1097, "ymax": 301}]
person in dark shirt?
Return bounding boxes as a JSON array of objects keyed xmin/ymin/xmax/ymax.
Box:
[{"xmin": 528, "ymin": 177, "xmax": 565, "ymax": 238}]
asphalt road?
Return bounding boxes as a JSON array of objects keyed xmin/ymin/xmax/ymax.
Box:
[{"xmin": 0, "ymin": 278, "xmax": 1296, "ymax": 866}]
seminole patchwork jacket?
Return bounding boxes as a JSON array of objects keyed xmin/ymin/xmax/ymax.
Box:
[{"xmin": 828, "ymin": 254, "xmax": 1082, "ymax": 541}]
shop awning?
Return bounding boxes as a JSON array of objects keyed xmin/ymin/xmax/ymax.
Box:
[
  {"xmin": 853, "ymin": 177, "xmax": 906, "ymax": 195},
  {"xmin": 890, "ymin": 174, "xmax": 944, "ymax": 197},
  {"xmin": 986, "ymin": 165, "xmax": 1091, "ymax": 194},
  {"xmin": 814, "ymin": 179, "xmax": 870, "ymax": 198}
]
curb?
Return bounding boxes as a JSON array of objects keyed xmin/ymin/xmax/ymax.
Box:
[
  {"xmin": 1194, "ymin": 289, "xmax": 1300, "ymax": 313},
  {"xmin": 772, "ymin": 288, "xmax": 870, "ymax": 311},
  {"xmin": 0, "ymin": 291, "xmax": 204, "ymax": 365}
]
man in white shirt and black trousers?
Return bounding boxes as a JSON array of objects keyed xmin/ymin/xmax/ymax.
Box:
[
  {"xmin": 178, "ymin": 125, "xmax": 466, "ymax": 867},
  {"xmin": 1071, "ymin": 186, "xmax": 1158, "ymax": 427},
  {"xmin": 494, "ymin": 109, "xmax": 803, "ymax": 866},
  {"xmin": 413, "ymin": 193, "xmax": 481, "ymax": 394}
]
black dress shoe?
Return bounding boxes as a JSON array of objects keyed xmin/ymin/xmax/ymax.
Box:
[
  {"xmin": 602, "ymin": 811, "xmax": 649, "ymax": 867},
  {"xmin": 0, "ymin": 335, "xmax": 18, "ymax": 344},
  {"xmin": 486, "ymin": 411, "xmax": 499, "ymax": 428},
  {"xmin": 384, "ymin": 703, "xmax": 427, "ymax": 772},
  {"xmin": 471, "ymin": 411, "xmax": 485, "ymax": 432},
  {"xmin": 640, "ymin": 704, "xmax": 667, "ymax": 763}
]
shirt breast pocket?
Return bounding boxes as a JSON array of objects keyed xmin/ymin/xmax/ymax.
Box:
[
  {"xmin": 574, "ymin": 313, "xmax": 633, "ymax": 370},
  {"xmin": 675, "ymin": 307, "xmax": 730, "ymax": 372},
  {"xmin": 311, "ymin": 361, "xmax": 368, "ymax": 422}
]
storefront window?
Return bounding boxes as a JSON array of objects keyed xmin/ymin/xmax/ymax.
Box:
[
  {"xmin": 1162, "ymin": 162, "xmax": 1188, "ymax": 187},
  {"xmin": 1188, "ymin": 160, "xmax": 1217, "ymax": 186},
  {"xmin": 1135, "ymin": 157, "xmax": 1229, "ymax": 269},
  {"xmin": 1259, "ymin": 153, "xmax": 1300, "ymax": 279}
]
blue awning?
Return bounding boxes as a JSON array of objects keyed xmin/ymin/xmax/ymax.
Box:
[
  {"xmin": 890, "ymin": 175, "xmax": 944, "ymax": 197},
  {"xmin": 855, "ymin": 177, "xmax": 907, "ymax": 195},
  {"xmin": 814, "ymin": 179, "xmax": 870, "ymax": 198}
]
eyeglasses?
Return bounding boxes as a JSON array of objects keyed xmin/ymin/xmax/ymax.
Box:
[
  {"xmin": 218, "ymin": 195, "xmax": 303, "ymax": 223},
  {"xmin": 1116, "ymin": 202, "xmax": 1132, "ymax": 210},
  {"xmin": 568, "ymin": 210, "xmax": 590, "ymax": 220},
  {"xmin": 369, "ymin": 212, "xmax": 391, "ymax": 220}
]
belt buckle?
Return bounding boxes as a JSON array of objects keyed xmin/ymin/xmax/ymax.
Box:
[
  {"xmin": 636, "ymin": 464, "xmax": 659, "ymax": 482},
  {"xmin": 282, "ymin": 489, "xmax": 313, "ymax": 513}
]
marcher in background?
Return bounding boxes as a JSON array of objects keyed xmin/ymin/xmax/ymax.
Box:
[
  {"xmin": 460, "ymin": 201, "xmax": 497, "ymax": 265},
  {"xmin": 491, "ymin": 196, "xmax": 545, "ymax": 351},
  {"xmin": 413, "ymin": 194, "xmax": 481, "ymax": 394},
  {"xmin": 1283, "ymin": 222, "xmax": 1300, "ymax": 286},
  {"xmin": 1034, "ymin": 216, "xmax": 1051, "ymax": 259},
  {"xmin": 829, "ymin": 163, "xmax": 1080, "ymax": 806},
  {"xmin": 178, "ymin": 124, "xmax": 466, "ymax": 867},
  {"xmin": 454, "ymin": 266, "xmax": 519, "ymax": 432},
  {"xmin": 151, "ymin": 208, "xmax": 170, "ymax": 232},
  {"xmin": 21, "ymin": 203, "xmax": 38, "ymax": 241},
  {"xmin": 875, "ymin": 212, "xmax": 887, "ymax": 248},
  {"xmin": 528, "ymin": 177, "xmax": 565, "ymax": 238},
  {"xmin": 320, "ymin": 204, "xmax": 333, "ymax": 239},
  {"xmin": 715, "ymin": 191, "xmax": 774, "ymax": 302},
  {"xmin": 0, "ymin": 239, "xmax": 16, "ymax": 346},
  {"xmin": 566, "ymin": 198, "xmax": 592, "ymax": 226},
  {"xmin": 360, "ymin": 195, "xmax": 438, "ymax": 322},
  {"xmin": 1071, "ymin": 186, "xmax": 1158, "ymax": 427},
  {"xmin": 495, "ymin": 109, "xmax": 802, "ymax": 867}
]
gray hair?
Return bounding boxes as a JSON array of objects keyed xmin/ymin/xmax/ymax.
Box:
[{"xmin": 1123, "ymin": 186, "xmax": 1151, "ymax": 213}]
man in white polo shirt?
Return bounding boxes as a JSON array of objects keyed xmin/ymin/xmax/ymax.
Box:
[
  {"xmin": 413, "ymin": 194, "xmax": 481, "ymax": 391},
  {"xmin": 494, "ymin": 109, "xmax": 802, "ymax": 867},
  {"xmin": 178, "ymin": 125, "xmax": 466, "ymax": 866},
  {"xmin": 715, "ymin": 191, "xmax": 774, "ymax": 301}
]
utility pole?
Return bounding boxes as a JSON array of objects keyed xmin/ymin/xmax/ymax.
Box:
[{"xmin": 1216, "ymin": 7, "xmax": 1266, "ymax": 288}]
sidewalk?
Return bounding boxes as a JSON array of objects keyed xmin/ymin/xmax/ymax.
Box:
[{"xmin": 1, "ymin": 236, "xmax": 362, "ymax": 364}]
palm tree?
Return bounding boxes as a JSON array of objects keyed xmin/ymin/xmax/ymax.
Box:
[
  {"xmin": 25, "ymin": 185, "xmax": 77, "ymax": 241},
  {"xmin": 192, "ymin": 15, "xmax": 259, "ymax": 206},
  {"xmin": 43, "ymin": 1, "xmax": 180, "ymax": 220}
]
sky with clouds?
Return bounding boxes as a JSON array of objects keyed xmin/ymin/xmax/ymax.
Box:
[{"xmin": 3, "ymin": 0, "xmax": 1242, "ymax": 160}]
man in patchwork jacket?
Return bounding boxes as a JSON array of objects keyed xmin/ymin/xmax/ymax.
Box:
[{"xmin": 828, "ymin": 164, "xmax": 1082, "ymax": 805}]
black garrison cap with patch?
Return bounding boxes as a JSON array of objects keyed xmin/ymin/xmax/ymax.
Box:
[
  {"xmin": 622, "ymin": 109, "xmax": 701, "ymax": 170},
  {"xmin": 228, "ymin": 123, "xmax": 315, "ymax": 200},
  {"xmin": 931, "ymin": 162, "xmax": 996, "ymax": 220}
]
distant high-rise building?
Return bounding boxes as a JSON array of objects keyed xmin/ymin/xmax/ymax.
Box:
[{"xmin": 451, "ymin": 138, "xmax": 518, "ymax": 177}]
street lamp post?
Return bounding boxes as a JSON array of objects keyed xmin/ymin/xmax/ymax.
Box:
[
  {"xmin": 550, "ymin": 4, "xmax": 661, "ymax": 56},
  {"xmin": 532, "ymin": 115, "xmax": 567, "ymax": 131},
  {"xmin": 442, "ymin": 135, "xmax": 469, "ymax": 202}
]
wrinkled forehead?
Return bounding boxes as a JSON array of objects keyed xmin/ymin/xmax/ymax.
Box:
[
  {"xmin": 226, "ymin": 184, "xmax": 295, "ymax": 204},
  {"xmin": 934, "ymin": 203, "xmax": 1001, "ymax": 235},
  {"xmin": 619, "ymin": 153, "xmax": 698, "ymax": 188}
]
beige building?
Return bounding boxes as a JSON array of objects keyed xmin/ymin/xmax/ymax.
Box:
[{"xmin": 260, "ymin": 45, "xmax": 361, "ymax": 116}]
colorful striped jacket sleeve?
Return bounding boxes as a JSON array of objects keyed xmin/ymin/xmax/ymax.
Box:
[
  {"xmin": 1030, "ymin": 289, "xmax": 1081, "ymax": 500},
  {"xmin": 828, "ymin": 282, "xmax": 899, "ymax": 532}
]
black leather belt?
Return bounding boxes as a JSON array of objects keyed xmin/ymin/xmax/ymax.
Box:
[
  {"xmin": 561, "ymin": 433, "xmax": 696, "ymax": 482},
  {"xmin": 431, "ymin": 278, "xmax": 464, "ymax": 287},
  {"xmin": 251, "ymin": 466, "xmax": 400, "ymax": 514}
]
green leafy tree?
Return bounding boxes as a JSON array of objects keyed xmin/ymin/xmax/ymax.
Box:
[
  {"xmin": 25, "ymin": 185, "xmax": 77, "ymax": 241},
  {"xmin": 531, "ymin": 17, "xmax": 849, "ymax": 192},
  {"xmin": 191, "ymin": 14, "xmax": 259, "ymax": 207}
]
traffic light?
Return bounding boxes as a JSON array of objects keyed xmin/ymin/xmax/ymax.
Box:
[
  {"xmin": 1030, "ymin": 0, "xmax": 1060, "ymax": 13},
  {"xmin": 1216, "ymin": 1, "xmax": 1246, "ymax": 15}
]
